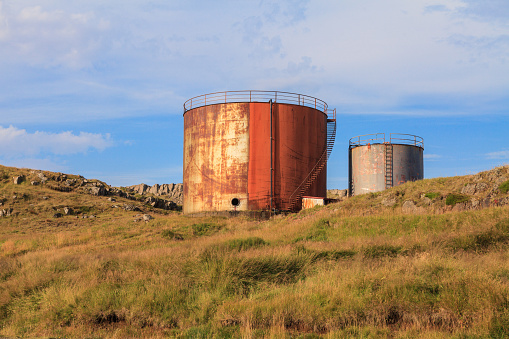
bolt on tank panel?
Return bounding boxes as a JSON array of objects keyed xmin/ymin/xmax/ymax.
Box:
[{"xmin": 183, "ymin": 103, "xmax": 249, "ymax": 214}]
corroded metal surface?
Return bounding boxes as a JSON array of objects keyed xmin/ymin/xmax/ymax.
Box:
[
  {"xmin": 183, "ymin": 103, "xmax": 249, "ymax": 214},
  {"xmin": 349, "ymin": 143, "xmax": 423, "ymax": 196},
  {"xmin": 272, "ymin": 103, "xmax": 327, "ymax": 210},
  {"xmin": 302, "ymin": 196, "xmax": 325, "ymax": 210},
  {"xmin": 183, "ymin": 101, "xmax": 328, "ymax": 214}
]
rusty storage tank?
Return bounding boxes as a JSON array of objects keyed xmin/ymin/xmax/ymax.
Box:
[
  {"xmin": 183, "ymin": 90, "xmax": 336, "ymax": 214},
  {"xmin": 348, "ymin": 133, "xmax": 423, "ymax": 196}
]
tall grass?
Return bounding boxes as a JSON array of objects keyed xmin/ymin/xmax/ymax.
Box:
[{"xmin": 1, "ymin": 164, "xmax": 509, "ymax": 337}]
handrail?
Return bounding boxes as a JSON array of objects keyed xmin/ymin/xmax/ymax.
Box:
[
  {"xmin": 183, "ymin": 90, "xmax": 328, "ymax": 113},
  {"xmin": 349, "ymin": 133, "xmax": 386, "ymax": 147},
  {"xmin": 349, "ymin": 133, "xmax": 423, "ymax": 148}
]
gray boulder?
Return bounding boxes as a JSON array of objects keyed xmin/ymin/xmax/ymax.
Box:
[{"xmin": 13, "ymin": 175, "xmax": 25, "ymax": 184}]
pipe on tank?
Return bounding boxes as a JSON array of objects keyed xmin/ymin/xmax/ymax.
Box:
[{"xmin": 270, "ymin": 99, "xmax": 273, "ymax": 216}]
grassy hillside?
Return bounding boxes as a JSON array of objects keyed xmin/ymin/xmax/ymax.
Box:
[{"xmin": 1, "ymin": 165, "xmax": 508, "ymax": 338}]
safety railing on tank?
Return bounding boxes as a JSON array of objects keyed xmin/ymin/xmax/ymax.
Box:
[
  {"xmin": 183, "ymin": 90, "xmax": 329, "ymax": 114},
  {"xmin": 349, "ymin": 133, "xmax": 423, "ymax": 148}
]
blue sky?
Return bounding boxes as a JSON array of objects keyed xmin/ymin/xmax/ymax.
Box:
[{"xmin": 0, "ymin": 0, "xmax": 508, "ymax": 188}]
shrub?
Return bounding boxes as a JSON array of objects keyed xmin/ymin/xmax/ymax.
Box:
[
  {"xmin": 79, "ymin": 206, "xmax": 93, "ymax": 213},
  {"xmin": 223, "ymin": 237, "xmax": 267, "ymax": 251},
  {"xmin": 192, "ymin": 223, "xmax": 222, "ymax": 236},
  {"xmin": 445, "ymin": 194, "xmax": 469, "ymax": 206},
  {"xmin": 499, "ymin": 180, "xmax": 509, "ymax": 194},
  {"xmin": 425, "ymin": 192, "xmax": 440, "ymax": 199},
  {"xmin": 161, "ymin": 229, "xmax": 184, "ymax": 240}
]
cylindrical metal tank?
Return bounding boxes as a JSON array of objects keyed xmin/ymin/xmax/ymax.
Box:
[
  {"xmin": 348, "ymin": 133, "xmax": 423, "ymax": 196},
  {"xmin": 183, "ymin": 91, "xmax": 335, "ymax": 214}
]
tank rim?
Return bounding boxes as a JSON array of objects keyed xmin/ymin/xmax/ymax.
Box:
[
  {"xmin": 183, "ymin": 90, "xmax": 329, "ymax": 114},
  {"xmin": 349, "ymin": 133, "xmax": 424, "ymax": 149}
]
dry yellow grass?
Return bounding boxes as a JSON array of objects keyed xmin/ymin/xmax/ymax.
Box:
[{"xmin": 1, "ymin": 164, "xmax": 509, "ymax": 338}]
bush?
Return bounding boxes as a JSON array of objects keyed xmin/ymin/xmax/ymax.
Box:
[
  {"xmin": 192, "ymin": 223, "xmax": 222, "ymax": 236},
  {"xmin": 223, "ymin": 237, "xmax": 267, "ymax": 251},
  {"xmin": 161, "ymin": 229, "xmax": 184, "ymax": 240},
  {"xmin": 425, "ymin": 192, "xmax": 440, "ymax": 199},
  {"xmin": 445, "ymin": 194, "xmax": 469, "ymax": 206},
  {"xmin": 499, "ymin": 180, "xmax": 509, "ymax": 194}
]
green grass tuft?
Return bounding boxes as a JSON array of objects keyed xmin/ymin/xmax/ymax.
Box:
[
  {"xmin": 499, "ymin": 180, "xmax": 509, "ymax": 194},
  {"xmin": 223, "ymin": 237, "xmax": 268, "ymax": 251},
  {"xmin": 445, "ymin": 194, "xmax": 470, "ymax": 206},
  {"xmin": 363, "ymin": 244, "xmax": 403, "ymax": 258},
  {"xmin": 424, "ymin": 192, "xmax": 440, "ymax": 199},
  {"xmin": 192, "ymin": 222, "xmax": 222, "ymax": 236}
]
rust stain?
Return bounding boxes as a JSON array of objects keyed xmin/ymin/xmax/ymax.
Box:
[
  {"xmin": 302, "ymin": 196, "xmax": 325, "ymax": 209},
  {"xmin": 184, "ymin": 102, "xmax": 328, "ymax": 213},
  {"xmin": 183, "ymin": 103, "xmax": 249, "ymax": 214}
]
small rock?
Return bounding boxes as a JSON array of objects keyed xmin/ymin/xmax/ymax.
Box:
[
  {"xmin": 402, "ymin": 200, "xmax": 417, "ymax": 213},
  {"xmin": 143, "ymin": 214, "xmax": 153, "ymax": 222},
  {"xmin": 90, "ymin": 187, "xmax": 106, "ymax": 196},
  {"xmin": 108, "ymin": 197, "xmax": 116, "ymax": 202},
  {"xmin": 37, "ymin": 172, "xmax": 48, "ymax": 182},
  {"xmin": 452, "ymin": 202, "xmax": 469, "ymax": 212},
  {"xmin": 31, "ymin": 181, "xmax": 40, "ymax": 186},
  {"xmin": 64, "ymin": 207, "xmax": 73, "ymax": 215},
  {"xmin": 42, "ymin": 196, "xmax": 49, "ymax": 200},
  {"xmin": 461, "ymin": 183, "xmax": 476, "ymax": 195},
  {"xmin": 382, "ymin": 197, "xmax": 397, "ymax": 207},
  {"xmin": 13, "ymin": 175, "xmax": 25, "ymax": 185},
  {"xmin": 422, "ymin": 197, "xmax": 432, "ymax": 205},
  {"xmin": 471, "ymin": 198, "xmax": 480, "ymax": 208},
  {"xmin": 124, "ymin": 204, "xmax": 142, "ymax": 212},
  {"xmin": 53, "ymin": 213, "xmax": 63, "ymax": 218},
  {"xmin": 476, "ymin": 182, "xmax": 488, "ymax": 193}
]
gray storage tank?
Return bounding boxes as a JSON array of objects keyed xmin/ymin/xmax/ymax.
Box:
[{"xmin": 348, "ymin": 133, "xmax": 424, "ymax": 196}]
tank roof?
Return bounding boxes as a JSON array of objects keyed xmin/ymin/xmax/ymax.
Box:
[
  {"xmin": 349, "ymin": 133, "xmax": 424, "ymax": 149},
  {"xmin": 183, "ymin": 90, "xmax": 329, "ymax": 114}
]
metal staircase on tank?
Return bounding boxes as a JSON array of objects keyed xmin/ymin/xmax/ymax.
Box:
[
  {"xmin": 385, "ymin": 143, "xmax": 393, "ymax": 189},
  {"xmin": 288, "ymin": 109, "xmax": 336, "ymax": 211}
]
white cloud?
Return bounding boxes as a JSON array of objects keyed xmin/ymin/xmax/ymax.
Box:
[
  {"xmin": 0, "ymin": 125, "xmax": 113, "ymax": 158},
  {"xmin": 0, "ymin": 4, "xmax": 110, "ymax": 69},
  {"xmin": 424, "ymin": 154, "xmax": 442, "ymax": 160},
  {"xmin": 486, "ymin": 150, "xmax": 509, "ymax": 159}
]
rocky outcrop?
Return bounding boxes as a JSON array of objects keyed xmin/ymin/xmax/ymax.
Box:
[
  {"xmin": 127, "ymin": 183, "xmax": 183, "ymax": 205},
  {"xmin": 13, "ymin": 175, "xmax": 25, "ymax": 184},
  {"xmin": 0, "ymin": 208, "xmax": 13, "ymax": 217}
]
